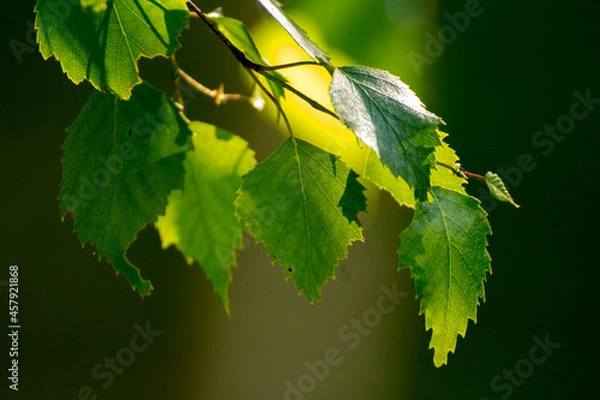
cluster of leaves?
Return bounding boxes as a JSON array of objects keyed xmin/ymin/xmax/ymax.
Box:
[{"xmin": 35, "ymin": 0, "xmax": 517, "ymax": 366}]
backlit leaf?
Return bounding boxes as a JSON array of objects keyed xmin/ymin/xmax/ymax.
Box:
[
  {"xmin": 59, "ymin": 82, "xmax": 192, "ymax": 296},
  {"xmin": 398, "ymin": 186, "xmax": 491, "ymax": 367},
  {"xmin": 156, "ymin": 122, "xmax": 256, "ymax": 314},
  {"xmin": 236, "ymin": 137, "xmax": 365, "ymax": 301},
  {"xmin": 431, "ymin": 132, "xmax": 467, "ymax": 194}
]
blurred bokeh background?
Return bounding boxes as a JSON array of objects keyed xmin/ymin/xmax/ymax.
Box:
[{"xmin": 1, "ymin": 0, "xmax": 598, "ymax": 399}]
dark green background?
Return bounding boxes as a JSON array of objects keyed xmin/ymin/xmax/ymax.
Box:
[{"xmin": 1, "ymin": 0, "xmax": 598, "ymax": 399}]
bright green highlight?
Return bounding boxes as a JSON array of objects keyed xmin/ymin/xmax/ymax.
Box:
[{"xmin": 156, "ymin": 121, "xmax": 256, "ymax": 314}]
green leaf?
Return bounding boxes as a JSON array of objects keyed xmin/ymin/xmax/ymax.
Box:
[
  {"xmin": 156, "ymin": 122, "xmax": 256, "ymax": 314},
  {"xmin": 236, "ymin": 138, "xmax": 365, "ymax": 301},
  {"xmin": 431, "ymin": 132, "xmax": 467, "ymax": 194},
  {"xmin": 398, "ymin": 186, "xmax": 492, "ymax": 367},
  {"xmin": 59, "ymin": 83, "xmax": 192, "ymax": 296},
  {"xmin": 35, "ymin": 0, "xmax": 189, "ymax": 99},
  {"xmin": 484, "ymin": 172, "xmax": 520, "ymax": 208},
  {"xmin": 330, "ymin": 66, "xmax": 442, "ymax": 201},
  {"xmin": 360, "ymin": 132, "xmax": 465, "ymax": 210},
  {"xmin": 362, "ymin": 148, "xmax": 415, "ymax": 208},
  {"xmin": 206, "ymin": 11, "xmax": 286, "ymax": 102},
  {"xmin": 256, "ymin": 0, "xmax": 330, "ymax": 64}
]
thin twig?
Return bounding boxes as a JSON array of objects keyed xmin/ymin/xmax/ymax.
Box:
[
  {"xmin": 186, "ymin": 1, "xmax": 264, "ymax": 70},
  {"xmin": 170, "ymin": 56, "xmax": 185, "ymax": 111},
  {"xmin": 259, "ymin": 60, "xmax": 321, "ymax": 71},
  {"xmin": 460, "ymin": 170, "xmax": 485, "ymax": 181},
  {"xmin": 246, "ymin": 67, "xmax": 294, "ymax": 137},
  {"xmin": 175, "ymin": 66, "xmax": 259, "ymax": 108},
  {"xmin": 185, "ymin": 1, "xmax": 337, "ymax": 119},
  {"xmin": 437, "ymin": 161, "xmax": 485, "ymax": 181},
  {"xmin": 187, "ymin": 2, "xmax": 321, "ymax": 73}
]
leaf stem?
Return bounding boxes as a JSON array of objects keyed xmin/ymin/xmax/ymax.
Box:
[
  {"xmin": 461, "ymin": 170, "xmax": 485, "ymax": 181},
  {"xmin": 259, "ymin": 60, "xmax": 321, "ymax": 71},
  {"xmin": 170, "ymin": 56, "xmax": 185, "ymax": 111},
  {"xmin": 186, "ymin": 1, "xmax": 264, "ymax": 70},
  {"xmin": 187, "ymin": 2, "xmax": 322, "ymax": 73},
  {"xmin": 246, "ymin": 67, "xmax": 294, "ymax": 137},
  {"xmin": 259, "ymin": 71, "xmax": 339, "ymax": 119},
  {"xmin": 174, "ymin": 64, "xmax": 261, "ymax": 109},
  {"xmin": 436, "ymin": 161, "xmax": 485, "ymax": 181}
]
